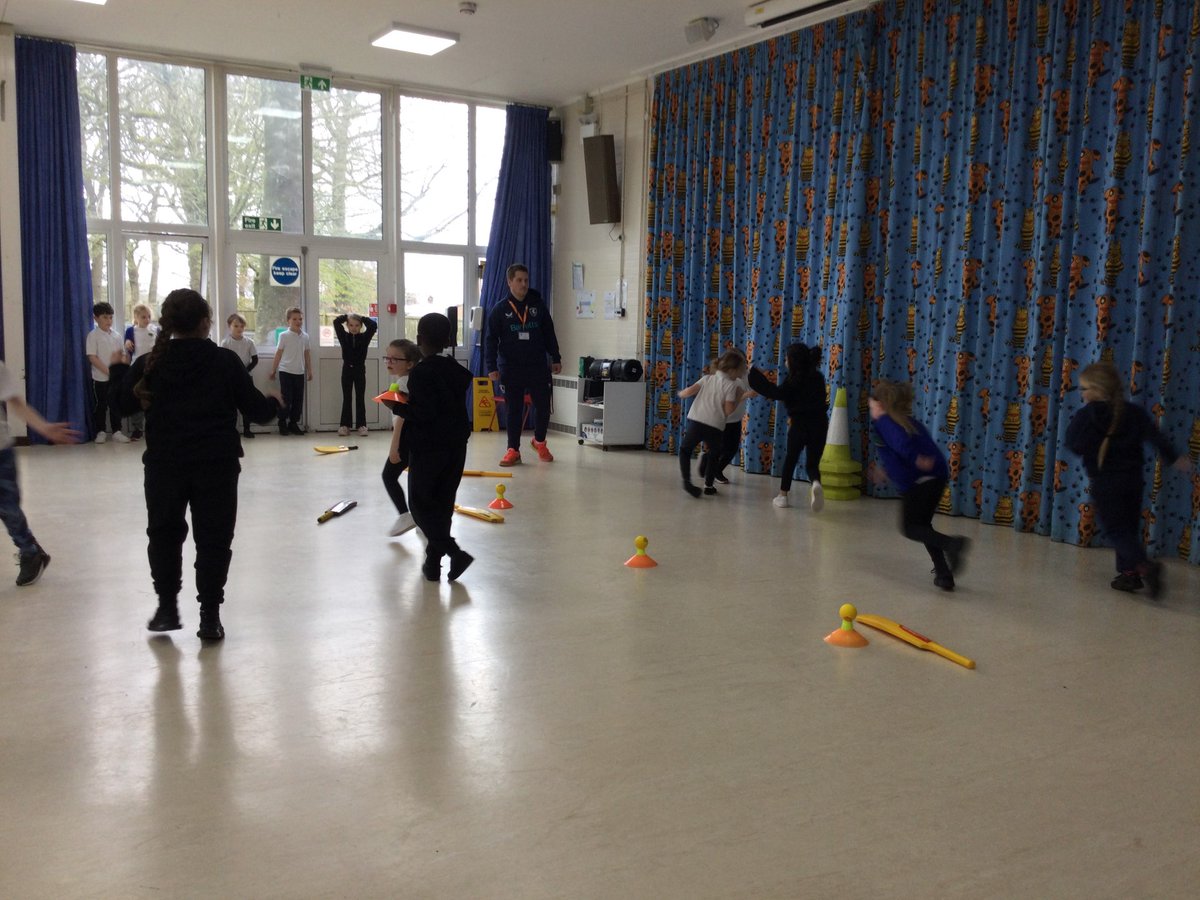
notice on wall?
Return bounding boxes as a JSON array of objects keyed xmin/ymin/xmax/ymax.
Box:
[
  {"xmin": 572, "ymin": 262, "xmax": 584, "ymax": 291},
  {"xmin": 575, "ymin": 290, "xmax": 595, "ymax": 319},
  {"xmin": 604, "ymin": 291, "xmax": 619, "ymax": 320}
]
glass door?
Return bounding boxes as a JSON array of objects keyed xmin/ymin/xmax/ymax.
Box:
[{"xmin": 312, "ymin": 255, "xmax": 382, "ymax": 432}]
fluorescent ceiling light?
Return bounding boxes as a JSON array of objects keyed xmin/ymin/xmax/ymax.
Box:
[
  {"xmin": 255, "ymin": 106, "xmax": 302, "ymax": 120},
  {"xmin": 73, "ymin": 0, "xmax": 108, "ymax": 5},
  {"xmin": 370, "ymin": 23, "xmax": 458, "ymax": 56}
]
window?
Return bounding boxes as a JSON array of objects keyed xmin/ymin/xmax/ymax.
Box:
[
  {"xmin": 317, "ymin": 258, "xmax": 380, "ymax": 347},
  {"xmin": 400, "ymin": 97, "xmax": 467, "ymax": 244},
  {"xmin": 87, "ymin": 234, "xmax": 108, "ymax": 307},
  {"xmin": 226, "ymin": 74, "xmax": 304, "ymax": 234},
  {"xmin": 474, "ymin": 106, "xmax": 506, "ymax": 244},
  {"xmin": 118, "ymin": 59, "xmax": 207, "ymax": 226},
  {"xmin": 78, "ymin": 53, "xmax": 110, "ymax": 220},
  {"xmin": 403, "ymin": 253, "xmax": 463, "ymax": 344},
  {"xmin": 123, "ymin": 237, "xmax": 205, "ymax": 321},
  {"xmin": 312, "ymin": 88, "xmax": 383, "ymax": 239},
  {"xmin": 235, "ymin": 252, "xmax": 302, "ymax": 345}
]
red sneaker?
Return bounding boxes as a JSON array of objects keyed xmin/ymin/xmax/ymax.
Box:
[
  {"xmin": 499, "ymin": 447, "xmax": 522, "ymax": 466},
  {"xmin": 531, "ymin": 438, "xmax": 554, "ymax": 462}
]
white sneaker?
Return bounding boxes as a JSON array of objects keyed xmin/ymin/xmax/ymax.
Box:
[
  {"xmin": 94, "ymin": 432, "xmax": 108, "ymax": 444},
  {"xmin": 772, "ymin": 494, "xmax": 790, "ymax": 508},
  {"xmin": 337, "ymin": 426, "xmax": 349, "ymax": 437},
  {"xmin": 358, "ymin": 426, "xmax": 369, "ymax": 437},
  {"xmin": 112, "ymin": 431, "xmax": 132, "ymax": 443},
  {"xmin": 389, "ymin": 512, "xmax": 416, "ymax": 536},
  {"xmin": 810, "ymin": 481, "xmax": 824, "ymax": 512}
]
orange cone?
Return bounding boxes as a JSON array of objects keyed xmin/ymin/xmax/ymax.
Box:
[
  {"xmin": 624, "ymin": 535, "xmax": 658, "ymax": 568},
  {"xmin": 825, "ymin": 602, "xmax": 869, "ymax": 647},
  {"xmin": 488, "ymin": 483, "xmax": 513, "ymax": 510}
]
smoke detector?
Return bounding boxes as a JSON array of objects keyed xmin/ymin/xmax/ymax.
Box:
[{"xmin": 459, "ymin": 2, "xmax": 477, "ymax": 13}]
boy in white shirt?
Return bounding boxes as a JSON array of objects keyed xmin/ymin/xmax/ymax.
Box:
[
  {"xmin": 268, "ymin": 307, "xmax": 311, "ymax": 435},
  {"xmin": 0, "ymin": 360, "xmax": 81, "ymax": 585},
  {"xmin": 220, "ymin": 313, "xmax": 259, "ymax": 439},
  {"xmin": 84, "ymin": 302, "xmax": 130, "ymax": 443}
]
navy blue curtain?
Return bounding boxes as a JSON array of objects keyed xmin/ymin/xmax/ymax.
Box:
[
  {"xmin": 16, "ymin": 37, "xmax": 93, "ymax": 442},
  {"xmin": 469, "ymin": 104, "xmax": 551, "ymax": 375}
]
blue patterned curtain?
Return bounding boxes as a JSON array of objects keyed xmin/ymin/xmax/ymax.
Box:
[
  {"xmin": 469, "ymin": 104, "xmax": 552, "ymax": 376},
  {"xmin": 15, "ymin": 37, "xmax": 94, "ymax": 441},
  {"xmin": 645, "ymin": 0, "xmax": 1200, "ymax": 562}
]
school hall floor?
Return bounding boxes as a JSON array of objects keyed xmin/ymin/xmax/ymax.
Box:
[{"xmin": 1, "ymin": 430, "xmax": 1198, "ymax": 899}]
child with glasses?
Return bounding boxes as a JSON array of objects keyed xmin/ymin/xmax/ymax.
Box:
[{"xmin": 380, "ymin": 339, "xmax": 423, "ymax": 537}]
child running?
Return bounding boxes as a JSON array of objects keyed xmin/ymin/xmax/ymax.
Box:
[
  {"xmin": 868, "ymin": 379, "xmax": 969, "ymax": 591},
  {"xmin": 389, "ymin": 314, "xmax": 474, "ymax": 582},
  {"xmin": 677, "ymin": 349, "xmax": 750, "ymax": 497},
  {"xmin": 749, "ymin": 342, "xmax": 829, "ymax": 510},
  {"xmin": 114, "ymin": 289, "xmax": 282, "ymax": 640},
  {"xmin": 381, "ymin": 339, "xmax": 422, "ymax": 537},
  {"xmin": 1064, "ymin": 361, "xmax": 1191, "ymax": 598}
]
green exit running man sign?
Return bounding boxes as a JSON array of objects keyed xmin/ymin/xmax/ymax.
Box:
[
  {"xmin": 300, "ymin": 75, "xmax": 331, "ymax": 92},
  {"xmin": 242, "ymin": 216, "xmax": 283, "ymax": 231}
]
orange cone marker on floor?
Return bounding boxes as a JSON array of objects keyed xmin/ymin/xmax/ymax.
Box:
[
  {"xmin": 488, "ymin": 483, "xmax": 513, "ymax": 510},
  {"xmin": 825, "ymin": 602, "xmax": 869, "ymax": 648},
  {"xmin": 624, "ymin": 535, "xmax": 658, "ymax": 568}
]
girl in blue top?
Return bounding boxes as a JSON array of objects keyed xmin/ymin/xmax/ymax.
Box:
[{"xmin": 868, "ymin": 380, "xmax": 969, "ymax": 591}]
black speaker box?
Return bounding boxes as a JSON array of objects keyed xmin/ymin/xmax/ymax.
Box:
[
  {"xmin": 546, "ymin": 119, "xmax": 563, "ymax": 162},
  {"xmin": 582, "ymin": 134, "xmax": 621, "ymax": 224}
]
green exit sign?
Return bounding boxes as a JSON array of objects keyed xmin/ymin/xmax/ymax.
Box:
[
  {"xmin": 300, "ymin": 75, "xmax": 331, "ymax": 92},
  {"xmin": 242, "ymin": 215, "xmax": 283, "ymax": 231}
]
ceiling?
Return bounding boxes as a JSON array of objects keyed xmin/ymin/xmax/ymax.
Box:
[{"xmin": 3, "ymin": 0, "xmax": 866, "ymax": 107}]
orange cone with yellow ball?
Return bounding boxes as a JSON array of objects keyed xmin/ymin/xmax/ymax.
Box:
[
  {"xmin": 488, "ymin": 483, "xmax": 513, "ymax": 510},
  {"xmin": 824, "ymin": 602, "xmax": 869, "ymax": 648},
  {"xmin": 624, "ymin": 535, "xmax": 658, "ymax": 568}
]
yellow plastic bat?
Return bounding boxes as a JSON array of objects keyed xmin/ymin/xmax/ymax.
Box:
[
  {"xmin": 314, "ymin": 445, "xmax": 357, "ymax": 454},
  {"xmin": 462, "ymin": 470, "xmax": 513, "ymax": 478},
  {"xmin": 454, "ymin": 504, "xmax": 504, "ymax": 523},
  {"xmin": 856, "ymin": 613, "xmax": 976, "ymax": 669}
]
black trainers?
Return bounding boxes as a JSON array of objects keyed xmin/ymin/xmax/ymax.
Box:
[
  {"xmin": 682, "ymin": 481, "xmax": 702, "ymax": 498},
  {"xmin": 1110, "ymin": 572, "xmax": 1143, "ymax": 592},
  {"xmin": 714, "ymin": 474, "xmax": 730, "ymax": 485},
  {"xmin": 197, "ymin": 607, "xmax": 225, "ymax": 641},
  {"xmin": 1141, "ymin": 561, "xmax": 1163, "ymax": 600},
  {"xmin": 933, "ymin": 573, "xmax": 955, "ymax": 591},
  {"xmin": 422, "ymin": 555, "xmax": 441, "ymax": 582},
  {"xmin": 15, "ymin": 547, "xmax": 50, "ymax": 586},
  {"xmin": 242, "ymin": 428, "xmax": 256, "ymax": 439},
  {"xmin": 278, "ymin": 424, "xmax": 289, "ymax": 436},
  {"xmin": 288, "ymin": 423, "xmax": 305, "ymax": 436},
  {"xmin": 147, "ymin": 602, "xmax": 182, "ymax": 632},
  {"xmin": 447, "ymin": 550, "xmax": 474, "ymax": 581},
  {"xmin": 703, "ymin": 486, "xmax": 719, "ymax": 495}
]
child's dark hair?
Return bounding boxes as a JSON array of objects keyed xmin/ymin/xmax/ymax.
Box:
[
  {"xmin": 783, "ymin": 342, "xmax": 820, "ymax": 382},
  {"xmin": 714, "ymin": 348, "xmax": 747, "ymax": 376},
  {"xmin": 227, "ymin": 313, "xmax": 246, "ymax": 327},
  {"xmin": 140, "ymin": 289, "xmax": 211, "ymax": 385},
  {"xmin": 389, "ymin": 338, "xmax": 422, "ymax": 364},
  {"xmin": 93, "ymin": 302, "xmax": 114, "ymax": 317},
  {"xmin": 416, "ymin": 313, "xmax": 452, "ymax": 354}
]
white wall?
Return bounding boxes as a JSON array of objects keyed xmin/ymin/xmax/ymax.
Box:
[{"xmin": 550, "ymin": 82, "xmax": 650, "ymax": 378}]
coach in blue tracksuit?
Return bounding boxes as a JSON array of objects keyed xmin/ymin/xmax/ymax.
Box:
[{"xmin": 484, "ymin": 264, "xmax": 561, "ymax": 467}]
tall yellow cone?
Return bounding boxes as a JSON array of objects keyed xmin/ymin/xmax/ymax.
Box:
[{"xmin": 818, "ymin": 386, "xmax": 863, "ymax": 500}]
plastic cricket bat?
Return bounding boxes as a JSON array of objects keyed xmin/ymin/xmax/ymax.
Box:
[
  {"xmin": 454, "ymin": 504, "xmax": 504, "ymax": 523},
  {"xmin": 317, "ymin": 499, "xmax": 357, "ymax": 524},
  {"xmin": 856, "ymin": 613, "xmax": 976, "ymax": 669},
  {"xmin": 462, "ymin": 470, "xmax": 513, "ymax": 478},
  {"xmin": 314, "ymin": 445, "xmax": 358, "ymax": 454}
]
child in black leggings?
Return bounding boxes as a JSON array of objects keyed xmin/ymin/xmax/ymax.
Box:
[
  {"xmin": 381, "ymin": 339, "xmax": 422, "ymax": 537},
  {"xmin": 749, "ymin": 342, "xmax": 828, "ymax": 510},
  {"xmin": 868, "ymin": 380, "xmax": 969, "ymax": 592},
  {"xmin": 1065, "ymin": 362, "xmax": 1191, "ymax": 598}
]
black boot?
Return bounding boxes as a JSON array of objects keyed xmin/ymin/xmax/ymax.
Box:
[
  {"xmin": 147, "ymin": 599, "xmax": 182, "ymax": 632},
  {"xmin": 197, "ymin": 605, "xmax": 225, "ymax": 641},
  {"xmin": 448, "ymin": 549, "xmax": 474, "ymax": 581}
]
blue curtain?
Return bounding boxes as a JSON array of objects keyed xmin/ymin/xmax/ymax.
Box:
[
  {"xmin": 645, "ymin": 0, "xmax": 1200, "ymax": 563},
  {"xmin": 469, "ymin": 104, "xmax": 551, "ymax": 375},
  {"xmin": 15, "ymin": 37, "xmax": 93, "ymax": 442}
]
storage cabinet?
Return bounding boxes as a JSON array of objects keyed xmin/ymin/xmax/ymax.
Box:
[{"xmin": 576, "ymin": 379, "xmax": 645, "ymax": 449}]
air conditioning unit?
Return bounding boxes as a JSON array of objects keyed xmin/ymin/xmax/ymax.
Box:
[{"xmin": 745, "ymin": 0, "xmax": 870, "ymax": 29}]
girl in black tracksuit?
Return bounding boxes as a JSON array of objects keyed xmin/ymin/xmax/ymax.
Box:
[
  {"xmin": 114, "ymin": 289, "xmax": 281, "ymax": 640},
  {"xmin": 390, "ymin": 313, "xmax": 474, "ymax": 582},
  {"xmin": 748, "ymin": 342, "xmax": 829, "ymax": 510},
  {"xmin": 333, "ymin": 312, "xmax": 379, "ymax": 434},
  {"xmin": 1065, "ymin": 361, "xmax": 1191, "ymax": 598}
]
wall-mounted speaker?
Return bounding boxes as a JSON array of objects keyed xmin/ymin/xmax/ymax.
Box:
[
  {"xmin": 546, "ymin": 119, "xmax": 563, "ymax": 162},
  {"xmin": 582, "ymin": 134, "xmax": 621, "ymax": 225}
]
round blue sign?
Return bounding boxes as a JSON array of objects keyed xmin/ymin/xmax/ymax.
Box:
[{"xmin": 271, "ymin": 257, "xmax": 300, "ymax": 286}]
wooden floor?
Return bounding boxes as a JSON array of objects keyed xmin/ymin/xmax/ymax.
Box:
[{"xmin": 2, "ymin": 430, "xmax": 1198, "ymax": 898}]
